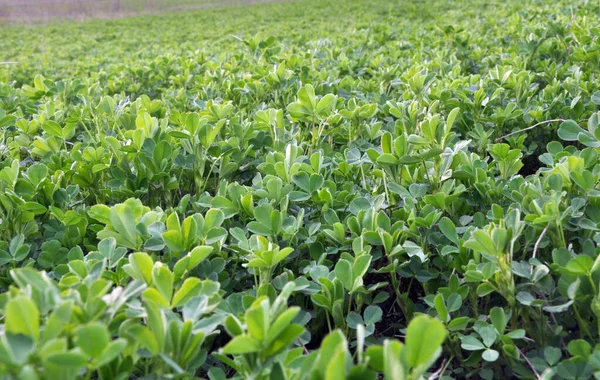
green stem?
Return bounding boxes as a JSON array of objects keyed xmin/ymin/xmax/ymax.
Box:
[
  {"xmin": 573, "ymin": 304, "xmax": 593, "ymax": 340},
  {"xmin": 422, "ymin": 159, "xmax": 433, "ymax": 188},
  {"xmin": 345, "ymin": 293, "xmax": 353, "ymax": 335},
  {"xmin": 588, "ymin": 274, "xmax": 598, "ymax": 294},
  {"xmin": 470, "ymin": 286, "xmax": 479, "ymax": 317},
  {"xmin": 347, "ymin": 293, "xmax": 353, "ymax": 316},
  {"xmin": 557, "ymin": 221, "xmax": 566, "ymax": 248},
  {"xmin": 382, "ymin": 171, "xmax": 391, "ymax": 206},
  {"xmin": 391, "ymin": 273, "xmax": 408, "ymax": 321}
]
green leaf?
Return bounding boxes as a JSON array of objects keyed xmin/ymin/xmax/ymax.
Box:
[
  {"xmin": 317, "ymin": 330, "xmax": 347, "ymax": 376},
  {"xmin": 266, "ymin": 307, "xmax": 300, "ymax": 344},
  {"xmin": 221, "ymin": 336, "xmax": 261, "ymax": 354},
  {"xmin": 9, "ymin": 234, "xmax": 24, "ymax": 256},
  {"xmin": 264, "ymin": 324, "xmax": 304, "ymax": 357},
  {"xmin": 448, "ymin": 317, "xmax": 470, "ymax": 331},
  {"xmin": 478, "ymin": 325, "xmax": 497, "ymax": 347},
  {"xmin": 27, "ymin": 164, "xmax": 48, "ymax": 187},
  {"xmin": 446, "ymin": 107, "xmax": 460, "ymax": 132},
  {"xmin": 316, "ymin": 94, "xmax": 336, "ymax": 114},
  {"xmin": 143, "ymin": 300, "xmax": 165, "ymax": 350},
  {"xmin": 565, "ymin": 255, "xmax": 593, "ymax": 275},
  {"xmin": 124, "ymin": 325, "xmax": 159, "ymax": 355},
  {"xmin": 460, "ymin": 336, "xmax": 485, "ymax": 351},
  {"xmin": 152, "ymin": 263, "xmax": 174, "ymax": 302},
  {"xmin": 465, "ymin": 230, "xmax": 499, "ymax": 257},
  {"xmin": 506, "ymin": 329, "xmax": 526, "ymax": 339},
  {"xmin": 325, "ymin": 349, "xmax": 346, "ymax": 380},
  {"xmin": 287, "ymin": 102, "xmax": 311, "ymax": 120},
  {"xmin": 42, "ymin": 120, "xmax": 63, "ymax": 137},
  {"xmin": 95, "ymin": 339, "xmax": 127, "ymax": 367},
  {"xmin": 298, "ymin": 84, "xmax": 316, "ymax": 109},
  {"xmin": 335, "ymin": 259, "xmax": 353, "ymax": 291},
  {"xmin": 489, "ymin": 307, "xmax": 507, "ymax": 335},
  {"xmin": 383, "ymin": 339, "xmax": 404, "ymax": 380},
  {"xmin": 189, "ymin": 246, "xmax": 213, "ymax": 267},
  {"xmin": 377, "ymin": 154, "xmax": 399, "ymax": 165},
  {"xmin": 46, "ymin": 351, "xmax": 88, "ymax": 368},
  {"xmin": 5, "ymin": 296, "xmax": 40, "ymax": 342},
  {"xmin": 89, "ymin": 204, "xmax": 111, "ymax": 224},
  {"xmin": 4, "ymin": 333, "xmax": 34, "ymax": 366},
  {"xmin": 365, "ymin": 345, "xmax": 384, "ymax": 372},
  {"xmin": 127, "ymin": 252, "xmax": 154, "ymax": 284},
  {"xmin": 482, "ymin": 349, "xmax": 499, "ymax": 362},
  {"xmin": 159, "ymin": 352, "xmax": 185, "ymax": 374},
  {"xmin": 292, "ymin": 172, "xmax": 310, "ymax": 192},
  {"xmin": 41, "ymin": 301, "xmax": 73, "ymax": 343},
  {"xmin": 558, "ymin": 120, "xmax": 585, "ymax": 141},
  {"xmin": 311, "ymin": 294, "xmax": 331, "ymax": 309},
  {"xmin": 439, "ymin": 217, "xmax": 459, "ymax": 245},
  {"xmin": 206, "ymin": 227, "xmax": 228, "ymax": 244},
  {"xmin": 404, "ymin": 314, "xmax": 447, "ymax": 369},
  {"xmin": 246, "ymin": 300, "xmax": 269, "ymax": 342},
  {"xmin": 446, "ymin": 294, "xmax": 462, "ymax": 312},
  {"xmin": 0, "ymin": 115, "xmax": 16, "ymax": 128},
  {"xmin": 352, "ymin": 254, "xmax": 371, "ymax": 281},
  {"xmin": 162, "ymin": 230, "xmax": 184, "ymax": 253},
  {"xmin": 75, "ymin": 323, "xmax": 110, "ymax": 359},
  {"xmin": 567, "ymin": 339, "xmax": 591, "ymax": 359},
  {"xmin": 476, "ymin": 282, "xmax": 496, "ymax": 297},
  {"xmin": 166, "ymin": 211, "xmax": 181, "ymax": 233},
  {"xmin": 247, "ymin": 221, "xmax": 272, "ymax": 236},
  {"xmin": 171, "ymin": 278, "xmax": 203, "ymax": 307},
  {"xmin": 434, "ymin": 294, "xmax": 449, "ymax": 323},
  {"xmin": 363, "ymin": 305, "xmax": 383, "ymax": 326},
  {"xmin": 544, "ymin": 347, "xmax": 562, "ymax": 365},
  {"xmin": 109, "ymin": 204, "xmax": 138, "ymax": 248},
  {"xmin": 309, "ymin": 174, "xmax": 324, "ymax": 192},
  {"xmin": 273, "ymin": 247, "xmax": 294, "ymax": 266},
  {"xmin": 224, "ymin": 315, "xmax": 244, "ymax": 337},
  {"xmin": 0, "ymin": 250, "xmax": 11, "ymax": 265}
]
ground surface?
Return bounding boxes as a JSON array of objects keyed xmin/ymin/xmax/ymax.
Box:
[
  {"xmin": 0, "ymin": 0, "xmax": 600, "ymax": 379},
  {"xmin": 0, "ymin": 0, "xmax": 289, "ymax": 22}
]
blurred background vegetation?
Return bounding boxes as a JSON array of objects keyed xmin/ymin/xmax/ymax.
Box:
[{"xmin": 0, "ymin": 0, "xmax": 288, "ymax": 23}]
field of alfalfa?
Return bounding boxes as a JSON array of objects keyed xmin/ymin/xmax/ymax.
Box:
[{"xmin": 0, "ymin": 0, "xmax": 600, "ymax": 378}]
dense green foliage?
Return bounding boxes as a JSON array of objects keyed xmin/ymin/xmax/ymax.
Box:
[{"xmin": 1, "ymin": 0, "xmax": 600, "ymax": 378}]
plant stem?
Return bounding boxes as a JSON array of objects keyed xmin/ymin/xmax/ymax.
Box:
[
  {"xmin": 573, "ymin": 304, "xmax": 593, "ymax": 339},
  {"xmin": 345, "ymin": 293, "xmax": 353, "ymax": 335},
  {"xmin": 588, "ymin": 274, "xmax": 598, "ymax": 294},
  {"xmin": 495, "ymin": 119, "xmax": 565, "ymax": 142}
]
